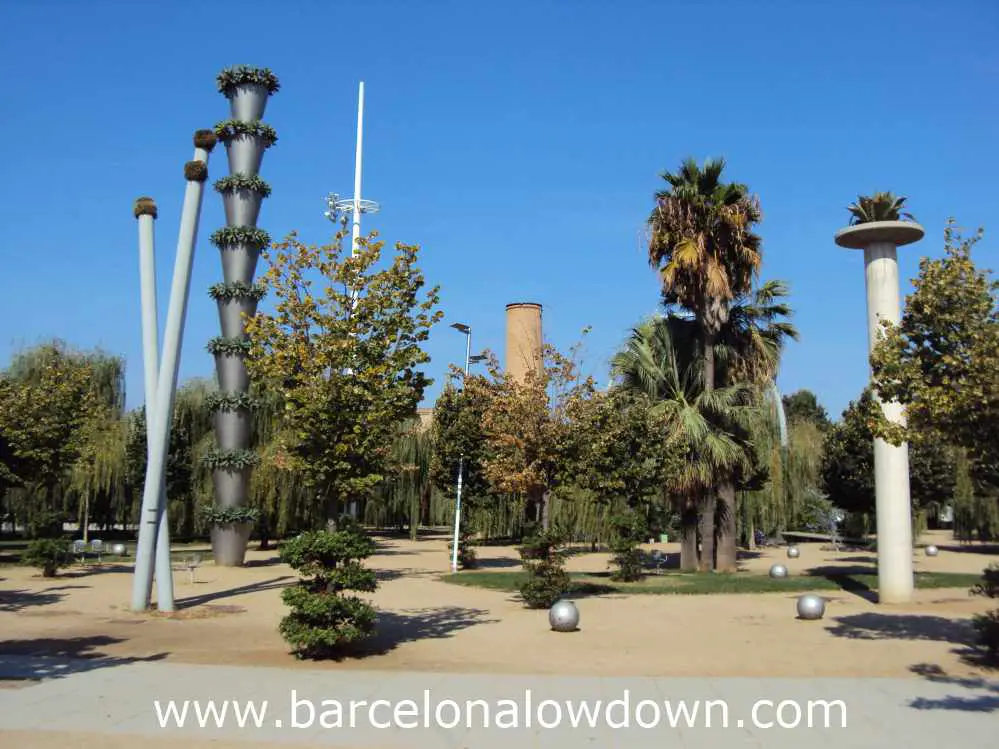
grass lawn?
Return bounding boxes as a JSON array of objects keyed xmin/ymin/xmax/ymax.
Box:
[{"xmin": 442, "ymin": 569, "xmax": 984, "ymax": 596}]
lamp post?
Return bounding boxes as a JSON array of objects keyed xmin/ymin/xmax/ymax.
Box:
[{"xmin": 451, "ymin": 322, "xmax": 487, "ymax": 572}]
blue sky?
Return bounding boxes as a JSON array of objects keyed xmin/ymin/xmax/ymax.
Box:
[{"xmin": 1, "ymin": 0, "xmax": 997, "ymax": 419}]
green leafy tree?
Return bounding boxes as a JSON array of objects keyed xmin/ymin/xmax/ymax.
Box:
[
  {"xmin": 568, "ymin": 389, "xmax": 679, "ymax": 510},
  {"xmin": 429, "ymin": 377, "xmax": 495, "ymax": 532},
  {"xmin": 870, "ymin": 220, "xmax": 999, "ymax": 489},
  {"xmin": 782, "ymin": 390, "xmax": 830, "ymax": 429},
  {"xmin": 244, "ymin": 230, "xmax": 442, "ymax": 526},
  {"xmin": 823, "ymin": 389, "xmax": 956, "ymax": 521}
]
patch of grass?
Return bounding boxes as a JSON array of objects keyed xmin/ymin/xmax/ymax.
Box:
[{"xmin": 442, "ymin": 570, "xmax": 984, "ymax": 596}]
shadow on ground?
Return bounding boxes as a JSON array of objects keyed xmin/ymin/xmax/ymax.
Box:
[
  {"xmin": 0, "ymin": 585, "xmax": 89, "ymax": 613},
  {"xmin": 0, "ymin": 635, "xmax": 169, "ymax": 680},
  {"xmin": 906, "ymin": 663, "xmax": 999, "ymax": 712},
  {"xmin": 826, "ymin": 612, "xmax": 977, "ymax": 645},
  {"xmin": 175, "ymin": 576, "xmax": 294, "ymax": 609},
  {"xmin": 308, "ymin": 606, "xmax": 499, "ymax": 661},
  {"xmin": 804, "ymin": 565, "xmax": 879, "ymax": 602},
  {"xmin": 938, "ymin": 544, "xmax": 999, "ymax": 556}
]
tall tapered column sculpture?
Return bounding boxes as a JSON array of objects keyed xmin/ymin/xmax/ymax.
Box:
[
  {"xmin": 835, "ymin": 217, "xmax": 924, "ymax": 604},
  {"xmin": 131, "ymin": 131, "xmax": 217, "ymax": 612},
  {"xmin": 205, "ymin": 66, "xmax": 279, "ymax": 566}
]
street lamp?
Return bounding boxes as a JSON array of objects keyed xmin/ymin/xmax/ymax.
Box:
[{"xmin": 449, "ymin": 322, "xmax": 473, "ymax": 573}]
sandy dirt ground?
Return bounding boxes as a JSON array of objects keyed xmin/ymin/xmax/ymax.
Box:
[{"xmin": 1, "ymin": 530, "xmax": 996, "ymax": 679}]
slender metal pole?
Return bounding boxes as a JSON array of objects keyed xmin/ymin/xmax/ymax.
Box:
[
  {"xmin": 351, "ymin": 81, "xmax": 364, "ymax": 262},
  {"xmin": 131, "ymin": 145, "xmax": 211, "ymax": 611},
  {"xmin": 137, "ymin": 210, "xmax": 175, "ymax": 609},
  {"xmin": 450, "ymin": 330, "xmax": 472, "ymax": 573}
]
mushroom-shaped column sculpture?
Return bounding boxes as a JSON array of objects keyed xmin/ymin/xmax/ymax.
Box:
[{"xmin": 835, "ymin": 218, "xmax": 924, "ymax": 604}]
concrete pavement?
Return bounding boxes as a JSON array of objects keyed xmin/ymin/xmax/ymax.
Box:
[{"xmin": 1, "ymin": 655, "xmax": 996, "ymax": 747}]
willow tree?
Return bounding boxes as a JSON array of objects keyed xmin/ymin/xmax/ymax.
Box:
[
  {"xmin": 244, "ymin": 230, "xmax": 442, "ymax": 527},
  {"xmin": 0, "ymin": 342, "xmax": 103, "ymax": 536}
]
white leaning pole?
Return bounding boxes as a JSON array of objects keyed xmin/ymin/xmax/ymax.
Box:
[
  {"xmin": 134, "ymin": 199, "xmax": 175, "ymax": 611},
  {"xmin": 132, "ymin": 131, "xmax": 217, "ymax": 611},
  {"xmin": 835, "ymin": 219, "xmax": 924, "ymax": 604}
]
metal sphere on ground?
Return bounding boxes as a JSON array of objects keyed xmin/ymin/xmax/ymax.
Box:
[
  {"xmin": 796, "ymin": 594, "xmax": 826, "ymax": 620},
  {"xmin": 548, "ymin": 599, "xmax": 580, "ymax": 632},
  {"xmin": 769, "ymin": 563, "xmax": 789, "ymax": 579},
  {"xmin": 787, "ymin": 546, "xmax": 800, "ymax": 559},
  {"xmin": 925, "ymin": 545, "xmax": 939, "ymax": 557},
  {"xmin": 110, "ymin": 543, "xmax": 127, "ymax": 556}
]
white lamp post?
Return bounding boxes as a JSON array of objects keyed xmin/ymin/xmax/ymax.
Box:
[{"xmin": 447, "ymin": 323, "xmax": 488, "ymax": 573}]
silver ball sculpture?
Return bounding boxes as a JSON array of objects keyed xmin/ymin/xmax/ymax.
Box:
[
  {"xmin": 796, "ymin": 594, "xmax": 826, "ymax": 620},
  {"xmin": 769, "ymin": 563, "xmax": 789, "ymax": 579},
  {"xmin": 925, "ymin": 545, "xmax": 939, "ymax": 557},
  {"xmin": 110, "ymin": 543, "xmax": 127, "ymax": 556},
  {"xmin": 548, "ymin": 599, "xmax": 580, "ymax": 632},
  {"xmin": 787, "ymin": 545, "xmax": 800, "ymax": 559}
]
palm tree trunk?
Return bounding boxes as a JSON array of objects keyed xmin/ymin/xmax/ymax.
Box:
[
  {"xmin": 699, "ymin": 327, "xmax": 717, "ymax": 571},
  {"xmin": 715, "ymin": 482, "xmax": 738, "ymax": 572},
  {"xmin": 697, "ymin": 494, "xmax": 716, "ymax": 571},
  {"xmin": 679, "ymin": 498, "xmax": 699, "ymax": 571}
]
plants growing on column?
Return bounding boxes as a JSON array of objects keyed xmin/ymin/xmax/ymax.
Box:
[{"xmin": 205, "ymin": 65, "xmax": 278, "ymax": 566}]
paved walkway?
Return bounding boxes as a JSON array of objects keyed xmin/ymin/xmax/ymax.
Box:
[{"xmin": 1, "ymin": 655, "xmax": 997, "ymax": 747}]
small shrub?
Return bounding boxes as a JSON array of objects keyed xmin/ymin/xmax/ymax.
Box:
[
  {"xmin": 517, "ymin": 527, "xmax": 570, "ymax": 608},
  {"xmin": 608, "ymin": 511, "xmax": 648, "ymax": 582},
  {"xmin": 447, "ymin": 528, "xmax": 478, "ymax": 570},
  {"xmin": 278, "ymin": 522, "xmax": 378, "ymax": 659},
  {"xmin": 23, "ymin": 538, "xmax": 72, "ymax": 577},
  {"xmin": 971, "ymin": 564, "xmax": 999, "ymax": 663}
]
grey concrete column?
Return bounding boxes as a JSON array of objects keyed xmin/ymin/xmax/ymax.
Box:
[{"xmin": 835, "ymin": 220, "xmax": 924, "ymax": 604}]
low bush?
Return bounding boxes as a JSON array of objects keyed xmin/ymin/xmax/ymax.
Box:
[
  {"xmin": 971, "ymin": 564, "xmax": 999, "ymax": 663},
  {"xmin": 608, "ymin": 511, "xmax": 648, "ymax": 582},
  {"xmin": 517, "ymin": 527, "xmax": 570, "ymax": 608},
  {"xmin": 23, "ymin": 537, "xmax": 72, "ymax": 577},
  {"xmin": 278, "ymin": 519, "xmax": 378, "ymax": 659}
]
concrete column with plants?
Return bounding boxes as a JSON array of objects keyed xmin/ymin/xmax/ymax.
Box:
[
  {"xmin": 835, "ymin": 192, "xmax": 923, "ymax": 605},
  {"xmin": 204, "ymin": 65, "xmax": 279, "ymax": 566}
]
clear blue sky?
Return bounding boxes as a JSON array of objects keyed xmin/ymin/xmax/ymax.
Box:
[{"xmin": 1, "ymin": 0, "xmax": 997, "ymax": 420}]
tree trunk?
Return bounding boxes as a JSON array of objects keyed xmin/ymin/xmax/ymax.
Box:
[
  {"xmin": 715, "ymin": 482, "xmax": 738, "ymax": 572},
  {"xmin": 697, "ymin": 494, "xmax": 716, "ymax": 572},
  {"xmin": 540, "ymin": 490, "xmax": 551, "ymax": 531},
  {"xmin": 680, "ymin": 500, "xmax": 699, "ymax": 572}
]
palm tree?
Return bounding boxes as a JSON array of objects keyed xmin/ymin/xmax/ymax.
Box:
[
  {"xmin": 616, "ymin": 281, "xmax": 797, "ymax": 570},
  {"xmin": 847, "ymin": 192, "xmax": 913, "ymax": 225},
  {"xmin": 648, "ymin": 157, "xmax": 763, "ymax": 565},
  {"xmin": 612, "ymin": 316, "xmax": 754, "ymax": 571}
]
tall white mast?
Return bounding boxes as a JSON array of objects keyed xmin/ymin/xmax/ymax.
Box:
[{"xmin": 326, "ymin": 82, "xmax": 379, "ymax": 265}]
